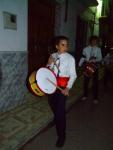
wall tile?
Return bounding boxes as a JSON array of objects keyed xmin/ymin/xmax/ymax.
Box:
[{"xmin": 0, "ymin": 51, "xmax": 28, "ymax": 112}]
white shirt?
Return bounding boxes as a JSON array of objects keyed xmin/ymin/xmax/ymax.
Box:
[
  {"xmin": 103, "ymin": 53, "xmax": 113, "ymax": 65},
  {"xmin": 79, "ymin": 46, "xmax": 102, "ymax": 67},
  {"xmin": 49, "ymin": 52, "xmax": 77, "ymax": 89}
]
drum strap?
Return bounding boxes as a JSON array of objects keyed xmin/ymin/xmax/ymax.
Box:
[
  {"xmin": 90, "ymin": 47, "xmax": 97, "ymax": 61},
  {"xmin": 57, "ymin": 58, "xmax": 60, "ymax": 77},
  {"xmin": 90, "ymin": 47, "xmax": 93, "ymax": 58},
  {"xmin": 52, "ymin": 57, "xmax": 69, "ymax": 87},
  {"xmin": 52, "ymin": 57, "xmax": 60, "ymax": 77}
]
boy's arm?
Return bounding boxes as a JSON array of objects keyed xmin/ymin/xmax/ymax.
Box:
[
  {"xmin": 66, "ymin": 57, "xmax": 77, "ymax": 89},
  {"xmin": 62, "ymin": 57, "xmax": 77, "ymax": 96},
  {"xmin": 78, "ymin": 48, "xmax": 87, "ymax": 67}
]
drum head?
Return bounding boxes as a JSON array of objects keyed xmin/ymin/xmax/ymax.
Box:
[{"xmin": 36, "ymin": 67, "xmax": 57, "ymax": 94}]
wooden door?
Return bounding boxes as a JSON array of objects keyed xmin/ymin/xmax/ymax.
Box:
[{"xmin": 28, "ymin": 0, "xmax": 55, "ymax": 75}]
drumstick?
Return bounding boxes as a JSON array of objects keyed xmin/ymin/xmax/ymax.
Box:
[{"xmin": 46, "ymin": 78, "xmax": 63, "ymax": 91}]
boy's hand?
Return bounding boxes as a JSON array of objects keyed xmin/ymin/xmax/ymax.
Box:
[
  {"xmin": 61, "ymin": 87, "xmax": 69, "ymax": 96},
  {"xmin": 89, "ymin": 57, "xmax": 96, "ymax": 63},
  {"xmin": 89, "ymin": 59, "xmax": 96, "ymax": 63},
  {"xmin": 47, "ymin": 55, "xmax": 55, "ymax": 65}
]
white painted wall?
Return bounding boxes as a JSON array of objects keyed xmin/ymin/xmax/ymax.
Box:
[{"xmin": 0, "ymin": 0, "xmax": 28, "ymax": 51}]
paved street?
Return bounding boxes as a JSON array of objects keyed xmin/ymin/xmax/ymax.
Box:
[{"xmin": 21, "ymin": 81, "xmax": 113, "ymax": 150}]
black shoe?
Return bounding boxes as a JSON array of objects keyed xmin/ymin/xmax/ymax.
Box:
[
  {"xmin": 93, "ymin": 99, "xmax": 99, "ymax": 104},
  {"xmin": 56, "ymin": 137, "xmax": 65, "ymax": 148},
  {"xmin": 81, "ymin": 96, "xmax": 87, "ymax": 101}
]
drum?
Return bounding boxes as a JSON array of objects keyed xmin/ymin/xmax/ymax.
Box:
[
  {"xmin": 83, "ymin": 62, "xmax": 97, "ymax": 77},
  {"xmin": 28, "ymin": 67, "xmax": 57, "ymax": 96}
]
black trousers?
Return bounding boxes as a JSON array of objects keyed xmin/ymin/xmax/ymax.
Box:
[
  {"xmin": 83, "ymin": 69, "xmax": 99, "ymax": 99},
  {"xmin": 48, "ymin": 89, "xmax": 67, "ymax": 138}
]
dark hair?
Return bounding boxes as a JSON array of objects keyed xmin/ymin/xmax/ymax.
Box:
[
  {"xmin": 50, "ymin": 36, "xmax": 69, "ymax": 52},
  {"xmin": 53, "ymin": 35, "xmax": 69, "ymax": 46},
  {"xmin": 50, "ymin": 35, "xmax": 69, "ymax": 52},
  {"xmin": 89, "ymin": 35, "xmax": 99, "ymax": 43}
]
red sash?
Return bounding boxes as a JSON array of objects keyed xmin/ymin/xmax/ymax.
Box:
[{"xmin": 57, "ymin": 77, "xmax": 69, "ymax": 88}]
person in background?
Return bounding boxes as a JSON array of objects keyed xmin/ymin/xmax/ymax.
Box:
[
  {"xmin": 103, "ymin": 48, "xmax": 113, "ymax": 87},
  {"xmin": 46, "ymin": 36, "xmax": 77, "ymax": 147},
  {"xmin": 79, "ymin": 35, "xmax": 102, "ymax": 104}
]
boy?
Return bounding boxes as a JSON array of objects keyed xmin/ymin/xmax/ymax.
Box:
[
  {"xmin": 47, "ymin": 36, "xmax": 77, "ymax": 147},
  {"xmin": 103, "ymin": 48, "xmax": 113, "ymax": 87},
  {"xmin": 79, "ymin": 35, "xmax": 102, "ymax": 104}
]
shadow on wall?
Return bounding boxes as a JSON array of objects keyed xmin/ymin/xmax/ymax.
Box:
[{"xmin": 0, "ymin": 63, "xmax": 2, "ymax": 89}]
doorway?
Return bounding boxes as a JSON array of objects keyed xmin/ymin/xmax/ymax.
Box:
[{"xmin": 28, "ymin": 0, "xmax": 55, "ymax": 74}]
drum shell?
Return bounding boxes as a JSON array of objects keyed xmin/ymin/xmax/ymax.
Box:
[
  {"xmin": 29, "ymin": 71, "xmax": 45, "ymax": 96},
  {"xmin": 83, "ymin": 62, "xmax": 97, "ymax": 77}
]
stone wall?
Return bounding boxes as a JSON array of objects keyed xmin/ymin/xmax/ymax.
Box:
[{"xmin": 0, "ymin": 51, "xmax": 28, "ymax": 112}]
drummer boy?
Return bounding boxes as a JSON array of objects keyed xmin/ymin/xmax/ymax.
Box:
[
  {"xmin": 47, "ymin": 36, "xmax": 77, "ymax": 147},
  {"xmin": 78, "ymin": 35, "xmax": 102, "ymax": 104}
]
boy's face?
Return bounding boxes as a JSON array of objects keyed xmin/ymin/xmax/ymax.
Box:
[
  {"xmin": 91, "ymin": 39, "xmax": 98, "ymax": 46},
  {"xmin": 56, "ymin": 40, "xmax": 68, "ymax": 53}
]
